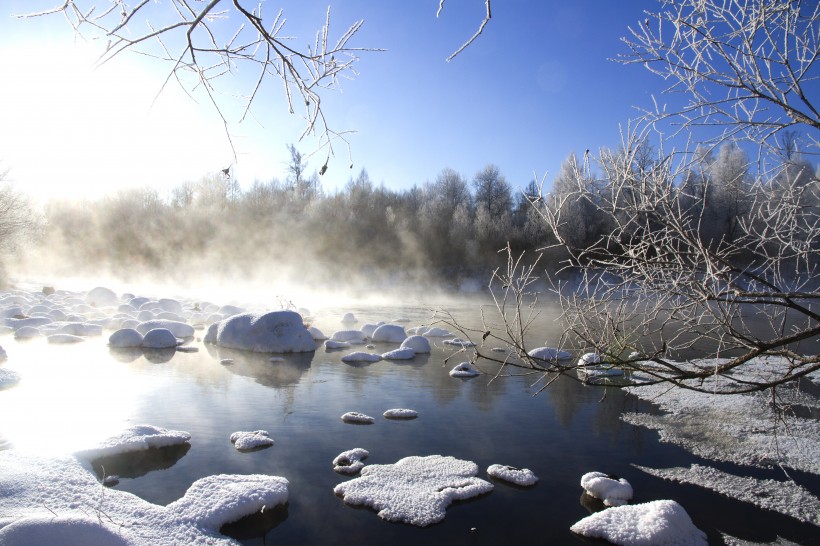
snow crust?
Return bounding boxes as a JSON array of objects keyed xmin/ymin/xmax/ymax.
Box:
[
  {"xmin": 229, "ymin": 430, "xmax": 274, "ymax": 451},
  {"xmin": 580, "ymin": 471, "xmax": 633, "ymax": 506},
  {"xmin": 634, "ymin": 464, "xmax": 820, "ymax": 525},
  {"xmin": 487, "ymin": 464, "xmax": 538, "ymax": 486},
  {"xmin": 333, "ymin": 455, "xmax": 493, "ymax": 526},
  {"xmin": 570, "ymin": 499, "xmax": 707, "ymax": 546},
  {"xmin": 341, "ymin": 412, "xmax": 375, "ymax": 424},
  {"xmin": 332, "ymin": 448, "xmax": 369, "ymax": 475}
]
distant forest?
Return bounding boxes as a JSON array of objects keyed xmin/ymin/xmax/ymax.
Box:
[{"xmin": 30, "ymin": 142, "xmax": 818, "ymax": 288}]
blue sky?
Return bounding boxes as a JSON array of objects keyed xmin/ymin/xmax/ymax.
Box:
[{"xmin": 0, "ymin": 1, "xmax": 670, "ymax": 199}]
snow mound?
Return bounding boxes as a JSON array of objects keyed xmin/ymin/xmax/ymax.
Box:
[
  {"xmin": 581, "ymin": 471, "xmax": 633, "ymax": 506},
  {"xmin": 109, "ymin": 328, "xmax": 144, "ymax": 348},
  {"xmin": 230, "ymin": 430, "xmax": 274, "ymax": 451},
  {"xmin": 361, "ymin": 322, "xmax": 385, "ymax": 337},
  {"xmin": 0, "ymin": 367, "xmax": 20, "ymax": 388},
  {"xmin": 85, "ymin": 286, "xmax": 118, "ymax": 307},
  {"xmin": 213, "ymin": 311, "xmax": 316, "ymax": 353},
  {"xmin": 634, "ymin": 464, "xmax": 820, "ymax": 525},
  {"xmin": 400, "ymin": 335, "xmax": 431, "ymax": 354},
  {"xmin": 578, "ymin": 352, "xmax": 602, "ymax": 365},
  {"xmin": 487, "ymin": 464, "xmax": 538, "ymax": 486},
  {"xmin": 14, "ymin": 326, "xmax": 41, "ymax": 339},
  {"xmin": 330, "ymin": 330, "xmax": 367, "ymax": 344},
  {"xmin": 333, "ymin": 455, "xmax": 493, "ymax": 527},
  {"xmin": 142, "ymin": 328, "xmax": 179, "ymax": 349},
  {"xmin": 47, "ymin": 333, "xmax": 85, "ymax": 344},
  {"xmin": 383, "ymin": 408, "xmax": 418, "ymax": 419},
  {"xmin": 325, "ymin": 340, "xmax": 351, "ymax": 350},
  {"xmin": 341, "ymin": 312, "xmax": 358, "ymax": 323},
  {"xmin": 137, "ymin": 320, "xmax": 194, "ymax": 339},
  {"xmin": 570, "ymin": 499, "xmax": 707, "ymax": 546},
  {"xmin": 381, "ymin": 347, "xmax": 415, "ymax": 360},
  {"xmin": 449, "ymin": 362, "xmax": 481, "ymax": 377},
  {"xmin": 408, "ymin": 326, "xmax": 452, "ymax": 337},
  {"xmin": 370, "ymin": 324, "xmax": 407, "ymax": 343},
  {"xmin": 341, "ymin": 352, "xmax": 382, "ymax": 363},
  {"xmin": 333, "ymin": 448, "xmax": 369, "ymax": 475},
  {"xmin": 341, "ymin": 412, "xmax": 375, "ymax": 424},
  {"xmin": 308, "ymin": 326, "xmax": 328, "ymax": 340},
  {"xmin": 56, "ymin": 322, "xmax": 103, "ymax": 336},
  {"xmin": 75, "ymin": 424, "xmax": 191, "ymax": 461},
  {"xmin": 443, "ymin": 338, "xmax": 476, "ymax": 348},
  {"xmin": 528, "ymin": 347, "xmax": 572, "ymax": 361}
]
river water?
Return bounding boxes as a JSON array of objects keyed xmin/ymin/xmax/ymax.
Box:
[{"xmin": 0, "ymin": 297, "xmax": 817, "ymax": 544}]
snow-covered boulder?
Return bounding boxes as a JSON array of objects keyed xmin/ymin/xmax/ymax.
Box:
[
  {"xmin": 333, "ymin": 448, "xmax": 369, "ymax": 475},
  {"xmin": 308, "ymin": 326, "xmax": 328, "ymax": 340},
  {"xmin": 230, "ymin": 430, "xmax": 274, "ymax": 451},
  {"xmin": 109, "ymin": 328, "xmax": 144, "ymax": 348},
  {"xmin": 76, "ymin": 424, "xmax": 191, "ymax": 460},
  {"xmin": 570, "ymin": 499, "xmax": 706, "ymax": 546},
  {"xmin": 449, "ymin": 362, "xmax": 481, "ymax": 377},
  {"xmin": 383, "ymin": 408, "xmax": 418, "ymax": 420},
  {"xmin": 578, "ymin": 352, "xmax": 602, "ymax": 365},
  {"xmin": 581, "ymin": 472, "xmax": 633, "ymax": 507},
  {"xmin": 212, "ymin": 311, "xmax": 316, "ymax": 353},
  {"xmin": 341, "ymin": 352, "xmax": 382, "ymax": 363},
  {"xmin": 85, "ymin": 286, "xmax": 118, "ymax": 307},
  {"xmin": 528, "ymin": 347, "xmax": 572, "ymax": 361},
  {"xmin": 333, "ymin": 455, "xmax": 493, "ymax": 527},
  {"xmin": 0, "ymin": 368, "xmax": 20, "ymax": 389},
  {"xmin": 14, "ymin": 326, "xmax": 41, "ymax": 340},
  {"xmin": 137, "ymin": 320, "xmax": 194, "ymax": 339},
  {"xmin": 330, "ymin": 330, "xmax": 367, "ymax": 344},
  {"xmin": 381, "ymin": 347, "xmax": 416, "ymax": 360},
  {"xmin": 56, "ymin": 322, "xmax": 103, "ymax": 337},
  {"xmin": 341, "ymin": 412, "xmax": 375, "ymax": 424},
  {"xmin": 341, "ymin": 312, "xmax": 358, "ymax": 323},
  {"xmin": 47, "ymin": 334, "xmax": 85, "ymax": 344},
  {"xmin": 487, "ymin": 464, "xmax": 538, "ymax": 486},
  {"xmin": 141, "ymin": 328, "xmax": 179, "ymax": 350},
  {"xmin": 325, "ymin": 340, "xmax": 351, "ymax": 350},
  {"xmin": 371, "ymin": 324, "xmax": 407, "ymax": 343},
  {"xmin": 400, "ymin": 335, "xmax": 431, "ymax": 354},
  {"xmin": 361, "ymin": 322, "xmax": 384, "ymax": 338},
  {"xmin": 157, "ymin": 298, "xmax": 183, "ymax": 314}
]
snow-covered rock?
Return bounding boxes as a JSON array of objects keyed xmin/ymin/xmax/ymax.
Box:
[
  {"xmin": 333, "ymin": 455, "xmax": 493, "ymax": 527},
  {"xmin": 371, "ymin": 324, "xmax": 406, "ymax": 343},
  {"xmin": 528, "ymin": 347, "xmax": 573, "ymax": 361},
  {"xmin": 400, "ymin": 335, "xmax": 431, "ymax": 354},
  {"xmin": 230, "ymin": 430, "xmax": 274, "ymax": 451},
  {"xmin": 109, "ymin": 328, "xmax": 144, "ymax": 348},
  {"xmin": 47, "ymin": 334, "xmax": 85, "ymax": 344},
  {"xmin": 578, "ymin": 352, "xmax": 602, "ymax": 365},
  {"xmin": 212, "ymin": 311, "xmax": 316, "ymax": 353},
  {"xmin": 341, "ymin": 312, "xmax": 358, "ymax": 323},
  {"xmin": 383, "ymin": 408, "xmax": 418, "ymax": 420},
  {"xmin": 325, "ymin": 339, "xmax": 351, "ymax": 350},
  {"xmin": 487, "ymin": 464, "xmax": 538, "ymax": 486},
  {"xmin": 308, "ymin": 326, "xmax": 328, "ymax": 340},
  {"xmin": 141, "ymin": 328, "xmax": 179, "ymax": 350},
  {"xmin": 85, "ymin": 286, "xmax": 118, "ymax": 307},
  {"xmin": 449, "ymin": 361, "xmax": 481, "ymax": 377},
  {"xmin": 381, "ymin": 347, "xmax": 416, "ymax": 360},
  {"xmin": 0, "ymin": 367, "xmax": 20, "ymax": 389},
  {"xmin": 330, "ymin": 330, "xmax": 367, "ymax": 344},
  {"xmin": 341, "ymin": 412, "xmax": 375, "ymax": 424},
  {"xmin": 361, "ymin": 322, "xmax": 384, "ymax": 338},
  {"xmin": 570, "ymin": 499, "xmax": 707, "ymax": 546},
  {"xmin": 581, "ymin": 472, "xmax": 633, "ymax": 507},
  {"xmin": 341, "ymin": 352, "xmax": 382, "ymax": 363},
  {"xmin": 333, "ymin": 448, "xmax": 369, "ymax": 475},
  {"xmin": 137, "ymin": 320, "xmax": 194, "ymax": 339}
]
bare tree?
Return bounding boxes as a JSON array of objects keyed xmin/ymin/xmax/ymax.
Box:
[
  {"xmin": 0, "ymin": 169, "xmax": 37, "ymax": 258},
  {"xmin": 618, "ymin": 0, "xmax": 820, "ymax": 162}
]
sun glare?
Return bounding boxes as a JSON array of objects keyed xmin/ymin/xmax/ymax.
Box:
[{"xmin": 0, "ymin": 40, "xmax": 232, "ymax": 201}]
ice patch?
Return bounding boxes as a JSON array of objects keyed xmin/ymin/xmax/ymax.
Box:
[
  {"xmin": 333, "ymin": 455, "xmax": 493, "ymax": 526},
  {"xmin": 580, "ymin": 471, "xmax": 633, "ymax": 506},
  {"xmin": 333, "ymin": 448, "xmax": 369, "ymax": 475},
  {"xmin": 230, "ymin": 430, "xmax": 274, "ymax": 451},
  {"xmin": 487, "ymin": 464, "xmax": 538, "ymax": 486},
  {"xmin": 634, "ymin": 464, "xmax": 820, "ymax": 525},
  {"xmin": 570, "ymin": 499, "xmax": 707, "ymax": 546}
]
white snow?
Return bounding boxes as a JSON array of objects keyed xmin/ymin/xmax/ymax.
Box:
[
  {"xmin": 578, "ymin": 352, "xmax": 602, "ymax": 365},
  {"xmin": 449, "ymin": 361, "xmax": 481, "ymax": 377},
  {"xmin": 55, "ymin": 322, "xmax": 103, "ymax": 336},
  {"xmin": 109, "ymin": 328, "xmax": 144, "ymax": 348},
  {"xmin": 381, "ymin": 347, "xmax": 416, "ymax": 360},
  {"xmin": 527, "ymin": 347, "xmax": 572, "ymax": 361},
  {"xmin": 333, "ymin": 455, "xmax": 493, "ymax": 527},
  {"xmin": 341, "ymin": 312, "xmax": 358, "ymax": 323},
  {"xmin": 341, "ymin": 352, "xmax": 382, "ymax": 363},
  {"xmin": 443, "ymin": 338, "xmax": 476, "ymax": 347},
  {"xmin": 142, "ymin": 328, "xmax": 179, "ymax": 349},
  {"xmin": 407, "ymin": 326, "xmax": 452, "ymax": 337},
  {"xmin": 333, "ymin": 448, "xmax": 369, "ymax": 475},
  {"xmin": 14, "ymin": 325, "xmax": 41, "ymax": 339},
  {"xmin": 137, "ymin": 319, "xmax": 195, "ymax": 339},
  {"xmin": 85, "ymin": 286, "xmax": 118, "ymax": 307},
  {"xmin": 325, "ymin": 340, "xmax": 351, "ymax": 350},
  {"xmin": 580, "ymin": 471, "xmax": 633, "ymax": 506},
  {"xmin": 0, "ymin": 367, "xmax": 20, "ymax": 388},
  {"xmin": 47, "ymin": 333, "xmax": 86, "ymax": 344},
  {"xmin": 75, "ymin": 424, "xmax": 191, "ymax": 460},
  {"xmin": 229, "ymin": 430, "xmax": 274, "ymax": 451},
  {"xmin": 400, "ymin": 335, "xmax": 431, "ymax": 354},
  {"xmin": 330, "ymin": 330, "xmax": 367, "ymax": 344},
  {"xmin": 370, "ymin": 324, "xmax": 407, "ymax": 343},
  {"xmin": 361, "ymin": 322, "xmax": 385, "ymax": 337},
  {"xmin": 634, "ymin": 464, "xmax": 820, "ymax": 525},
  {"xmin": 570, "ymin": 499, "xmax": 707, "ymax": 546},
  {"xmin": 308, "ymin": 326, "xmax": 328, "ymax": 340},
  {"xmin": 487, "ymin": 464, "xmax": 538, "ymax": 486},
  {"xmin": 341, "ymin": 412, "xmax": 375, "ymax": 424},
  {"xmin": 383, "ymin": 408, "xmax": 418, "ymax": 419},
  {"xmin": 211, "ymin": 311, "xmax": 316, "ymax": 353}
]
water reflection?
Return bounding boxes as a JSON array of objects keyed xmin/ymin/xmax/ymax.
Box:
[
  {"xmin": 220, "ymin": 504, "xmax": 289, "ymax": 541},
  {"xmin": 205, "ymin": 345, "xmax": 314, "ymax": 389},
  {"xmin": 91, "ymin": 443, "xmax": 191, "ymax": 481}
]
